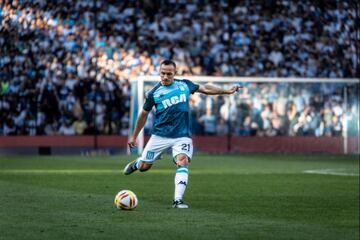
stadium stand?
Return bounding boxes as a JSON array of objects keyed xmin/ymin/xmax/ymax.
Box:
[{"xmin": 0, "ymin": 0, "xmax": 358, "ymax": 137}]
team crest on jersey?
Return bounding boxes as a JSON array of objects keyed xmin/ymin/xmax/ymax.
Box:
[
  {"xmin": 179, "ymin": 85, "xmax": 185, "ymax": 91},
  {"xmin": 154, "ymin": 93, "xmax": 164, "ymax": 98}
]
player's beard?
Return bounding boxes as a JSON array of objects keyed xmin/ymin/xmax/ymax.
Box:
[{"xmin": 161, "ymin": 78, "xmax": 173, "ymax": 86}]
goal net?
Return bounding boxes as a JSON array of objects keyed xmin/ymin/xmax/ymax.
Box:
[{"xmin": 129, "ymin": 76, "xmax": 359, "ymax": 154}]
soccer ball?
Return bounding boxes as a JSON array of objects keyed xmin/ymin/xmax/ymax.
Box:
[{"xmin": 114, "ymin": 190, "xmax": 138, "ymax": 210}]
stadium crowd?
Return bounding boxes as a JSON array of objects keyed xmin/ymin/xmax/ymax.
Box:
[
  {"xmin": 185, "ymin": 82, "xmax": 359, "ymax": 137},
  {"xmin": 0, "ymin": 0, "xmax": 358, "ymax": 136}
]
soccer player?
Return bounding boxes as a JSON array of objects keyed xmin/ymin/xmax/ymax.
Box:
[{"xmin": 124, "ymin": 60, "xmax": 241, "ymax": 208}]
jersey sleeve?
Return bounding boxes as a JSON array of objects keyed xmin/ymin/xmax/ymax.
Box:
[
  {"xmin": 143, "ymin": 92, "xmax": 155, "ymax": 111},
  {"xmin": 183, "ymin": 79, "xmax": 199, "ymax": 94}
]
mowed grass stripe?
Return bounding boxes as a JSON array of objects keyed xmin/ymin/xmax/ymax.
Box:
[{"xmin": 0, "ymin": 168, "xmax": 358, "ymax": 176}]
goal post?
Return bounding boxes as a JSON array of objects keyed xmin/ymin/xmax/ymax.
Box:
[{"xmin": 129, "ymin": 76, "xmax": 359, "ymax": 155}]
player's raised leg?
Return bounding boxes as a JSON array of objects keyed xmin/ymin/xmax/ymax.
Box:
[
  {"xmin": 124, "ymin": 135, "xmax": 170, "ymax": 175},
  {"xmin": 123, "ymin": 158, "xmax": 152, "ymax": 175}
]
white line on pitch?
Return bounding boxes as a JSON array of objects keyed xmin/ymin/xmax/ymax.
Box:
[{"xmin": 303, "ymin": 169, "xmax": 359, "ymax": 176}]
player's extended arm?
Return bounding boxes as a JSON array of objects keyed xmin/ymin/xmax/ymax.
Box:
[
  {"xmin": 128, "ymin": 109, "xmax": 150, "ymax": 148},
  {"xmin": 197, "ymin": 84, "xmax": 241, "ymax": 95}
]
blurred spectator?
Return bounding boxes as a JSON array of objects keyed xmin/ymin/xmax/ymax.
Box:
[
  {"xmin": 73, "ymin": 116, "xmax": 87, "ymax": 135},
  {"xmin": 58, "ymin": 120, "xmax": 75, "ymax": 135},
  {"xmin": 199, "ymin": 108, "xmax": 217, "ymax": 135},
  {"xmin": 216, "ymin": 118, "xmax": 229, "ymax": 136}
]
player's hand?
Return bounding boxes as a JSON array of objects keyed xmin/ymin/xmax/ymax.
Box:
[
  {"xmin": 128, "ymin": 136, "xmax": 137, "ymax": 148},
  {"xmin": 228, "ymin": 85, "xmax": 242, "ymax": 94}
]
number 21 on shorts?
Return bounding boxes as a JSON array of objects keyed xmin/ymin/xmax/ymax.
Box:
[{"xmin": 181, "ymin": 143, "xmax": 190, "ymax": 151}]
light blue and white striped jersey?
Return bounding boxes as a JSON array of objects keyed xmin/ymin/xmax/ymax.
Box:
[{"xmin": 143, "ymin": 79, "xmax": 199, "ymax": 138}]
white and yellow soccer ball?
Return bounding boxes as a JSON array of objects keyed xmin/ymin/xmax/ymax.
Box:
[{"xmin": 114, "ymin": 190, "xmax": 138, "ymax": 210}]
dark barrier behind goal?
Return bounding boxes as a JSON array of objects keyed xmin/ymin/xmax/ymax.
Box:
[{"xmin": 0, "ymin": 135, "xmax": 358, "ymax": 155}]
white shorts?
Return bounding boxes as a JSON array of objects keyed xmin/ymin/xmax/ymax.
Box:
[{"xmin": 140, "ymin": 135, "xmax": 193, "ymax": 164}]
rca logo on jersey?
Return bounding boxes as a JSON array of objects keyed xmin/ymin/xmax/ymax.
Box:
[{"xmin": 162, "ymin": 94, "xmax": 186, "ymax": 109}]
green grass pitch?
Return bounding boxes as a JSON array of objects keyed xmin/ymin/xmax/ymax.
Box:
[{"xmin": 0, "ymin": 154, "xmax": 358, "ymax": 240}]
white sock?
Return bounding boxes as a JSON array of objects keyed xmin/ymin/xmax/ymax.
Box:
[
  {"xmin": 174, "ymin": 166, "xmax": 188, "ymax": 201},
  {"xmin": 135, "ymin": 158, "xmax": 141, "ymax": 169}
]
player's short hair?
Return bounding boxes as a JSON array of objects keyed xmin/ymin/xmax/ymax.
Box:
[{"xmin": 160, "ymin": 59, "xmax": 176, "ymax": 69}]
